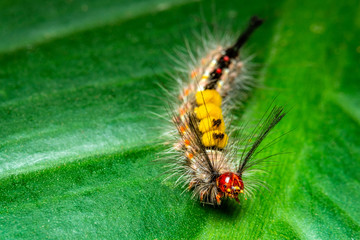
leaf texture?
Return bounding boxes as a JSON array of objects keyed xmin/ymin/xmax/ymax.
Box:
[{"xmin": 0, "ymin": 0, "xmax": 359, "ymax": 239}]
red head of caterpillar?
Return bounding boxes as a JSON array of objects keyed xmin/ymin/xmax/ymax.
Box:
[
  {"xmin": 160, "ymin": 16, "xmax": 286, "ymax": 206},
  {"xmin": 216, "ymin": 172, "xmax": 244, "ymax": 203}
]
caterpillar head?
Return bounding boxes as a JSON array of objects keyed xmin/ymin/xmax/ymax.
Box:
[{"xmin": 217, "ymin": 172, "xmax": 244, "ymax": 201}]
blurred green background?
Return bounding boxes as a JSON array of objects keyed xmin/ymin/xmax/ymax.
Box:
[{"xmin": 0, "ymin": 0, "xmax": 359, "ymax": 239}]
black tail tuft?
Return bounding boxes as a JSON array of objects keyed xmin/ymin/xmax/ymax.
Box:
[{"xmin": 225, "ymin": 16, "xmax": 264, "ymax": 58}]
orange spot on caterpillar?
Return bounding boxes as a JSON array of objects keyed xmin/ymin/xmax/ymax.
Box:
[
  {"xmin": 180, "ymin": 125, "xmax": 187, "ymax": 134},
  {"xmin": 191, "ymin": 70, "xmax": 198, "ymax": 79},
  {"xmin": 179, "ymin": 107, "xmax": 186, "ymax": 116},
  {"xmin": 186, "ymin": 152, "xmax": 194, "ymax": 159},
  {"xmin": 183, "ymin": 87, "xmax": 190, "ymax": 97}
]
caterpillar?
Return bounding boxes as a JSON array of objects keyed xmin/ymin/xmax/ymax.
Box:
[{"xmin": 160, "ymin": 16, "xmax": 286, "ymax": 206}]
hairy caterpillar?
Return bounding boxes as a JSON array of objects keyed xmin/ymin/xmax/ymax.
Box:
[{"xmin": 160, "ymin": 16, "xmax": 286, "ymax": 206}]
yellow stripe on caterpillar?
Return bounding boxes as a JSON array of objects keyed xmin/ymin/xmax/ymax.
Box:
[
  {"xmin": 194, "ymin": 103, "xmax": 222, "ymax": 120},
  {"xmin": 196, "ymin": 90, "xmax": 222, "ymax": 107},
  {"xmin": 202, "ymin": 130, "xmax": 228, "ymax": 148},
  {"xmin": 199, "ymin": 116, "xmax": 225, "ymax": 133}
]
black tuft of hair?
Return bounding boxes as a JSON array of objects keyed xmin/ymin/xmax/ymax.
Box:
[{"xmin": 225, "ymin": 16, "xmax": 264, "ymax": 58}]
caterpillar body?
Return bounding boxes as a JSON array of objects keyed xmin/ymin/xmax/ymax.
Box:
[{"xmin": 161, "ymin": 16, "xmax": 286, "ymax": 206}]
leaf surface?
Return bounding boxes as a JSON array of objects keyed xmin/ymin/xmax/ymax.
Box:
[{"xmin": 0, "ymin": 0, "xmax": 359, "ymax": 239}]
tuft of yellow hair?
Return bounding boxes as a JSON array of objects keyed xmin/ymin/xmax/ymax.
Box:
[
  {"xmin": 199, "ymin": 116, "xmax": 225, "ymax": 133},
  {"xmin": 196, "ymin": 90, "xmax": 222, "ymax": 106}
]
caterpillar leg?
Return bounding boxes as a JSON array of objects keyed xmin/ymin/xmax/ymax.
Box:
[
  {"xmin": 188, "ymin": 181, "xmax": 196, "ymax": 190},
  {"xmin": 216, "ymin": 192, "xmax": 224, "ymax": 205},
  {"xmin": 200, "ymin": 191, "xmax": 205, "ymax": 201}
]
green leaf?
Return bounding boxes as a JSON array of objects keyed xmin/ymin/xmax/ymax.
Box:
[{"xmin": 1, "ymin": 0, "xmax": 359, "ymax": 239}]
